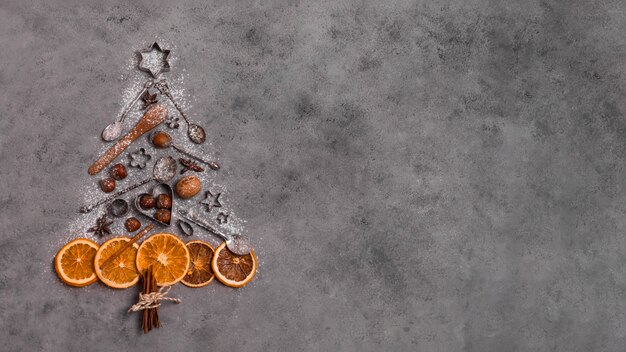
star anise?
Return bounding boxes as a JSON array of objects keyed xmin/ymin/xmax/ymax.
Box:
[
  {"xmin": 89, "ymin": 214, "xmax": 113, "ymax": 237},
  {"xmin": 141, "ymin": 91, "xmax": 159, "ymax": 109},
  {"xmin": 179, "ymin": 158, "xmax": 204, "ymax": 174}
]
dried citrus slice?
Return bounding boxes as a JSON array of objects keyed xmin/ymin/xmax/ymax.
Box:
[
  {"xmin": 182, "ymin": 240, "xmax": 215, "ymax": 288},
  {"xmin": 55, "ymin": 238, "xmax": 99, "ymax": 287},
  {"xmin": 212, "ymin": 242, "xmax": 257, "ymax": 288},
  {"xmin": 136, "ymin": 233, "xmax": 190, "ymax": 286},
  {"xmin": 94, "ymin": 237, "xmax": 140, "ymax": 289}
]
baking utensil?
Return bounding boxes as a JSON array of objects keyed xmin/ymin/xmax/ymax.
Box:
[
  {"xmin": 200, "ymin": 190, "xmax": 221, "ymax": 213},
  {"xmin": 178, "ymin": 209, "xmax": 252, "ymax": 255},
  {"xmin": 155, "ymin": 79, "xmax": 206, "ymax": 144},
  {"xmin": 108, "ymin": 199, "xmax": 129, "ymax": 217},
  {"xmin": 80, "ymin": 156, "xmax": 177, "ymax": 213},
  {"xmin": 128, "ymin": 148, "xmax": 152, "ymax": 169},
  {"xmin": 100, "ymin": 224, "xmax": 155, "ymax": 269},
  {"xmin": 150, "ymin": 131, "xmax": 219, "ymax": 170},
  {"xmin": 138, "ymin": 42, "xmax": 171, "ymax": 78},
  {"xmin": 134, "ymin": 183, "xmax": 174, "ymax": 226},
  {"xmin": 177, "ymin": 220, "xmax": 194, "ymax": 236},
  {"xmin": 102, "ymin": 80, "xmax": 154, "ymax": 142},
  {"xmin": 89, "ymin": 103, "xmax": 168, "ymax": 175}
]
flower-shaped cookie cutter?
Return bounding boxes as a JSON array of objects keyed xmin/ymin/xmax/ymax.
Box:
[
  {"xmin": 165, "ymin": 115, "xmax": 180, "ymax": 129},
  {"xmin": 128, "ymin": 148, "xmax": 152, "ymax": 169}
]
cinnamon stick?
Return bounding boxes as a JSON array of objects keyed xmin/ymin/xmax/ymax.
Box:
[
  {"xmin": 141, "ymin": 266, "xmax": 161, "ymax": 333},
  {"xmin": 142, "ymin": 268, "xmax": 151, "ymax": 333},
  {"xmin": 101, "ymin": 224, "xmax": 154, "ymax": 269},
  {"xmin": 150, "ymin": 270, "xmax": 159, "ymax": 329}
]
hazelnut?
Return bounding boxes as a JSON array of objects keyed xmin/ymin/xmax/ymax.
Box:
[
  {"xmin": 156, "ymin": 194, "xmax": 172, "ymax": 209},
  {"xmin": 175, "ymin": 175, "xmax": 202, "ymax": 199},
  {"xmin": 139, "ymin": 194, "xmax": 156, "ymax": 209},
  {"xmin": 100, "ymin": 178, "xmax": 116, "ymax": 193},
  {"xmin": 110, "ymin": 163, "xmax": 127, "ymax": 180},
  {"xmin": 124, "ymin": 217, "xmax": 141, "ymax": 232},
  {"xmin": 151, "ymin": 131, "xmax": 172, "ymax": 149},
  {"xmin": 154, "ymin": 209, "xmax": 171, "ymax": 224}
]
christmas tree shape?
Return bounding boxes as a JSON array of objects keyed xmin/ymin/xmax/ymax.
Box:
[{"xmin": 53, "ymin": 42, "xmax": 257, "ymax": 333}]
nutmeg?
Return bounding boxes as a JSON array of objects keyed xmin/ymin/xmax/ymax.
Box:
[
  {"xmin": 124, "ymin": 217, "xmax": 141, "ymax": 232},
  {"xmin": 151, "ymin": 131, "xmax": 172, "ymax": 149},
  {"xmin": 110, "ymin": 163, "xmax": 127, "ymax": 180},
  {"xmin": 156, "ymin": 194, "xmax": 172, "ymax": 209},
  {"xmin": 99, "ymin": 178, "xmax": 116, "ymax": 193},
  {"xmin": 175, "ymin": 175, "xmax": 201, "ymax": 199},
  {"xmin": 154, "ymin": 209, "xmax": 171, "ymax": 224},
  {"xmin": 139, "ymin": 194, "xmax": 156, "ymax": 209}
]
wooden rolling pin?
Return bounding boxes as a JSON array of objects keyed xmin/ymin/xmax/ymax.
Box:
[{"xmin": 88, "ymin": 104, "xmax": 168, "ymax": 175}]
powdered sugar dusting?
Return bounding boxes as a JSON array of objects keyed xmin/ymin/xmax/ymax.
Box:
[{"xmin": 48, "ymin": 42, "xmax": 260, "ymax": 287}]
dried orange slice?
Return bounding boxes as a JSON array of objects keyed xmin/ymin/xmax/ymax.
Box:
[
  {"xmin": 136, "ymin": 233, "xmax": 190, "ymax": 286},
  {"xmin": 212, "ymin": 242, "xmax": 257, "ymax": 288},
  {"xmin": 182, "ymin": 240, "xmax": 215, "ymax": 288},
  {"xmin": 94, "ymin": 237, "xmax": 140, "ymax": 289},
  {"xmin": 55, "ymin": 238, "xmax": 99, "ymax": 287}
]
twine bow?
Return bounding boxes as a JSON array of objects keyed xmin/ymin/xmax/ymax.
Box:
[{"xmin": 128, "ymin": 285, "xmax": 181, "ymax": 312}]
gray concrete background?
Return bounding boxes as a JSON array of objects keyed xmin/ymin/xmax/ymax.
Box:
[{"xmin": 1, "ymin": 0, "xmax": 625, "ymax": 351}]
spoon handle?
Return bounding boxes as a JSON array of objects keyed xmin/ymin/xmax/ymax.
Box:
[
  {"xmin": 155, "ymin": 80, "xmax": 190, "ymax": 124},
  {"xmin": 119, "ymin": 82, "xmax": 151, "ymax": 123},
  {"xmin": 79, "ymin": 177, "xmax": 154, "ymax": 213},
  {"xmin": 89, "ymin": 103, "xmax": 167, "ymax": 175},
  {"xmin": 172, "ymin": 145, "xmax": 220, "ymax": 170},
  {"xmin": 178, "ymin": 210, "xmax": 229, "ymax": 241}
]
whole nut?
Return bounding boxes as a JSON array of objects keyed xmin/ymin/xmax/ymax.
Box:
[
  {"xmin": 139, "ymin": 194, "xmax": 156, "ymax": 209},
  {"xmin": 154, "ymin": 209, "xmax": 171, "ymax": 224},
  {"xmin": 151, "ymin": 131, "xmax": 172, "ymax": 149},
  {"xmin": 110, "ymin": 163, "xmax": 128, "ymax": 180},
  {"xmin": 156, "ymin": 194, "xmax": 172, "ymax": 209},
  {"xmin": 124, "ymin": 217, "xmax": 141, "ymax": 232},
  {"xmin": 100, "ymin": 178, "xmax": 116, "ymax": 193},
  {"xmin": 175, "ymin": 175, "xmax": 202, "ymax": 199}
]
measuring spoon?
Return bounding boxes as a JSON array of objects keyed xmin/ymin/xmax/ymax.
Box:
[
  {"xmin": 155, "ymin": 79, "xmax": 206, "ymax": 144},
  {"xmin": 80, "ymin": 156, "xmax": 177, "ymax": 213},
  {"xmin": 150, "ymin": 131, "xmax": 219, "ymax": 170},
  {"xmin": 178, "ymin": 209, "xmax": 252, "ymax": 255},
  {"xmin": 102, "ymin": 80, "xmax": 154, "ymax": 142}
]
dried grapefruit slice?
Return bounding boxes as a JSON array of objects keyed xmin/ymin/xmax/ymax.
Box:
[
  {"xmin": 135, "ymin": 233, "xmax": 190, "ymax": 286},
  {"xmin": 182, "ymin": 240, "xmax": 215, "ymax": 288},
  {"xmin": 55, "ymin": 238, "xmax": 99, "ymax": 287},
  {"xmin": 94, "ymin": 237, "xmax": 140, "ymax": 289},
  {"xmin": 211, "ymin": 242, "xmax": 257, "ymax": 288}
]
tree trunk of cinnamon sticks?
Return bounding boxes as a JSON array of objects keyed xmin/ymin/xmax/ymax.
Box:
[{"xmin": 142, "ymin": 266, "xmax": 160, "ymax": 333}]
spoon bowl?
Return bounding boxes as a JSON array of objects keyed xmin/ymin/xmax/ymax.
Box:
[
  {"xmin": 153, "ymin": 156, "xmax": 177, "ymax": 182},
  {"xmin": 226, "ymin": 234, "xmax": 253, "ymax": 256},
  {"xmin": 101, "ymin": 122, "xmax": 122, "ymax": 141},
  {"xmin": 188, "ymin": 124, "xmax": 206, "ymax": 144}
]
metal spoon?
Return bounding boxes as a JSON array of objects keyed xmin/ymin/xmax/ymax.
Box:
[
  {"xmin": 150, "ymin": 131, "xmax": 219, "ymax": 170},
  {"xmin": 80, "ymin": 156, "xmax": 177, "ymax": 213},
  {"xmin": 155, "ymin": 79, "xmax": 206, "ymax": 144},
  {"xmin": 178, "ymin": 209, "xmax": 252, "ymax": 255},
  {"xmin": 102, "ymin": 80, "xmax": 154, "ymax": 141}
]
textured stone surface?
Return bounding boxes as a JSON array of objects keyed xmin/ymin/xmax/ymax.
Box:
[{"xmin": 1, "ymin": 0, "xmax": 626, "ymax": 351}]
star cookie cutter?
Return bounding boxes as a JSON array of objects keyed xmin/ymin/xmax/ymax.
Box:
[{"xmin": 138, "ymin": 42, "xmax": 171, "ymax": 78}]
